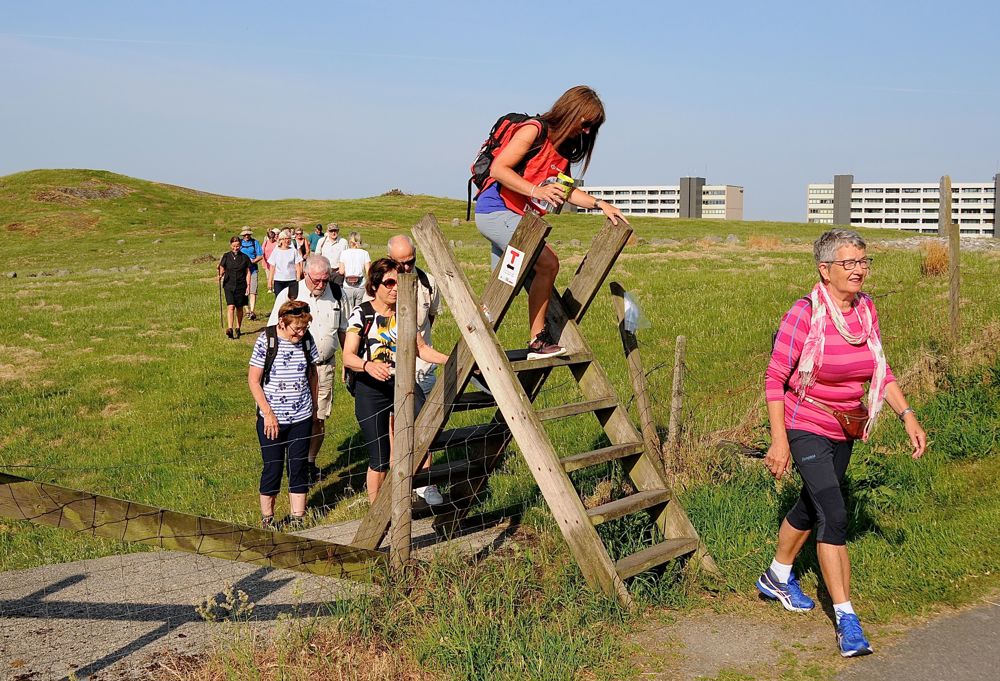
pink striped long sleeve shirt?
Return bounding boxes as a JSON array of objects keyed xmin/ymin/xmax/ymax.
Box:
[{"xmin": 765, "ymin": 295, "xmax": 896, "ymax": 441}]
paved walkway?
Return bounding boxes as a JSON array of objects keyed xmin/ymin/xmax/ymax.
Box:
[{"xmin": 838, "ymin": 598, "xmax": 1000, "ymax": 681}]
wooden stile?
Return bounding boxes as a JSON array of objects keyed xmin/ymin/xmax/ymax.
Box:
[{"xmin": 390, "ymin": 272, "xmax": 418, "ymax": 571}]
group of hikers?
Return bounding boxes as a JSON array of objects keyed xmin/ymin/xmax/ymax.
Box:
[{"xmin": 223, "ymin": 85, "xmax": 928, "ymax": 659}]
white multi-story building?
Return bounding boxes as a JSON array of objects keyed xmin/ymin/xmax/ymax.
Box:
[
  {"xmin": 577, "ymin": 177, "xmax": 744, "ymax": 220},
  {"xmin": 807, "ymin": 174, "xmax": 999, "ymax": 237}
]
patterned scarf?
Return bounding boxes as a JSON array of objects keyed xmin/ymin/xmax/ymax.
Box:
[{"xmin": 797, "ymin": 282, "xmax": 887, "ymax": 440}]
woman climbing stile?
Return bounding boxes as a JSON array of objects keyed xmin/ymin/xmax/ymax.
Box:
[
  {"xmin": 474, "ymin": 86, "xmax": 627, "ymax": 359},
  {"xmin": 761, "ymin": 229, "xmax": 927, "ymax": 658}
]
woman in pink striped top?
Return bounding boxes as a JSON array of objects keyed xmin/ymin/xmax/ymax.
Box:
[{"xmin": 758, "ymin": 229, "xmax": 927, "ymax": 658}]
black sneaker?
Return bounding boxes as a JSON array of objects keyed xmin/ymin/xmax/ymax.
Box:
[
  {"xmin": 260, "ymin": 515, "xmax": 275, "ymax": 531},
  {"xmin": 248, "ymin": 311, "xmax": 257, "ymax": 321},
  {"xmin": 526, "ymin": 328, "xmax": 566, "ymax": 360},
  {"xmin": 226, "ymin": 328, "xmax": 234, "ymax": 339}
]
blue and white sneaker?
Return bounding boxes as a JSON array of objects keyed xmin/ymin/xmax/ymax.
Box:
[
  {"xmin": 756, "ymin": 569, "xmax": 816, "ymax": 612},
  {"xmin": 836, "ymin": 613, "xmax": 873, "ymax": 657}
]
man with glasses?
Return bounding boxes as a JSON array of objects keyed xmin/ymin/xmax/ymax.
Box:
[
  {"xmin": 268, "ymin": 255, "xmax": 347, "ymax": 486},
  {"xmin": 239, "ymin": 227, "xmax": 264, "ymax": 320},
  {"xmin": 316, "ymin": 224, "xmax": 348, "ymax": 286}
]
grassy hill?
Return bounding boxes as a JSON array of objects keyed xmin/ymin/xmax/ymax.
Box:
[{"xmin": 2, "ymin": 169, "xmax": 1000, "ymax": 678}]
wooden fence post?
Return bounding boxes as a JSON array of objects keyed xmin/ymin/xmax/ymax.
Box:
[
  {"xmin": 609, "ymin": 282, "xmax": 665, "ymax": 477},
  {"xmin": 390, "ymin": 272, "xmax": 417, "ymax": 571},
  {"xmin": 667, "ymin": 336, "xmax": 686, "ymax": 454},
  {"xmin": 940, "ymin": 175, "xmax": 961, "ymax": 342}
]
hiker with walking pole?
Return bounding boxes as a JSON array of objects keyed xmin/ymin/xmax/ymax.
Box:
[
  {"xmin": 218, "ymin": 236, "xmax": 252, "ymax": 339},
  {"xmin": 759, "ymin": 228, "xmax": 926, "ymax": 658}
]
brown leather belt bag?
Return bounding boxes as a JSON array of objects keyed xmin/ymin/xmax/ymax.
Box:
[{"xmin": 803, "ymin": 396, "xmax": 869, "ymax": 440}]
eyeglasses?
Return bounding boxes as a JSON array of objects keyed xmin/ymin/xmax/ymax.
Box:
[
  {"xmin": 295, "ymin": 231, "xmax": 303, "ymax": 235},
  {"xmin": 307, "ymin": 274, "xmax": 330, "ymax": 285},
  {"xmin": 393, "ymin": 257, "xmax": 416, "ymax": 270},
  {"xmin": 284, "ymin": 304, "xmax": 311, "ymax": 316},
  {"xmin": 827, "ymin": 257, "xmax": 873, "ymax": 271},
  {"xmin": 381, "ymin": 278, "xmax": 398, "ymax": 289}
]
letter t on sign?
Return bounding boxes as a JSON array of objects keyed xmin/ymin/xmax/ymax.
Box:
[{"xmin": 497, "ymin": 245, "xmax": 525, "ymax": 286}]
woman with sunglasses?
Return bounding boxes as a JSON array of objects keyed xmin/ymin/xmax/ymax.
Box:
[
  {"xmin": 474, "ymin": 85, "xmax": 628, "ymax": 360},
  {"xmin": 248, "ymin": 299, "xmax": 319, "ymax": 530},
  {"xmin": 342, "ymin": 258, "xmax": 449, "ymax": 503},
  {"xmin": 293, "ymin": 228, "xmax": 311, "ymax": 261},
  {"xmin": 267, "ymin": 229, "xmax": 304, "ymax": 298},
  {"xmin": 760, "ymin": 229, "xmax": 926, "ymax": 658}
]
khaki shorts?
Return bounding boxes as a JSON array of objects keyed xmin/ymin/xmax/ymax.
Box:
[{"xmin": 315, "ymin": 363, "xmax": 335, "ymax": 420}]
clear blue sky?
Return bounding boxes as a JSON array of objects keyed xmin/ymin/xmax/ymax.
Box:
[{"xmin": 2, "ymin": 1, "xmax": 998, "ymax": 221}]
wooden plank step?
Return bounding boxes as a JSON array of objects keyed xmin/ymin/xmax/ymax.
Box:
[
  {"xmin": 411, "ymin": 459, "xmax": 482, "ymax": 488},
  {"xmin": 451, "ymin": 392, "xmax": 497, "ymax": 412},
  {"xmin": 559, "ymin": 442, "xmax": 644, "ymax": 473},
  {"xmin": 508, "ymin": 351, "xmax": 593, "ymax": 372},
  {"xmin": 536, "ymin": 396, "xmax": 618, "ymax": 421},
  {"xmin": 615, "ymin": 537, "xmax": 700, "ymax": 580},
  {"xmin": 586, "ymin": 489, "xmax": 673, "ymax": 526},
  {"xmin": 430, "ymin": 423, "xmax": 509, "ymax": 450}
]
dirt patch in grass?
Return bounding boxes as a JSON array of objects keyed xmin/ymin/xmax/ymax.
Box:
[
  {"xmin": 34, "ymin": 180, "xmax": 135, "ymax": 204},
  {"xmin": 105, "ymin": 353, "xmax": 159, "ymax": 364},
  {"xmin": 5, "ymin": 221, "xmax": 39, "ymax": 236},
  {"xmin": 155, "ymin": 625, "xmax": 436, "ymax": 681},
  {"xmin": 100, "ymin": 402, "xmax": 129, "ymax": 418}
]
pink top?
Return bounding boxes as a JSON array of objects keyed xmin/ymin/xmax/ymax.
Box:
[
  {"xmin": 765, "ymin": 296, "xmax": 896, "ymax": 440},
  {"xmin": 262, "ymin": 238, "xmax": 277, "ymax": 269}
]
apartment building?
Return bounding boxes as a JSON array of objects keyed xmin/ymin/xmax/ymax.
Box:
[
  {"xmin": 807, "ymin": 174, "xmax": 999, "ymax": 237},
  {"xmin": 577, "ymin": 177, "xmax": 744, "ymax": 220}
]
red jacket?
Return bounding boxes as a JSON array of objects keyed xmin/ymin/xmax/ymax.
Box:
[{"xmin": 495, "ymin": 120, "xmax": 570, "ymax": 216}]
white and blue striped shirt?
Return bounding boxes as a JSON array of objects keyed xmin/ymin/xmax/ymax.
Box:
[{"xmin": 249, "ymin": 333, "xmax": 319, "ymax": 424}]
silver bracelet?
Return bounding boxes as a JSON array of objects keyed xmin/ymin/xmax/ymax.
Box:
[{"xmin": 898, "ymin": 407, "xmax": 915, "ymax": 421}]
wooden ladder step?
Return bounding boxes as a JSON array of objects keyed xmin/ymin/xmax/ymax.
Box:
[
  {"xmin": 615, "ymin": 537, "xmax": 700, "ymax": 580},
  {"xmin": 536, "ymin": 396, "xmax": 618, "ymax": 421},
  {"xmin": 411, "ymin": 459, "xmax": 483, "ymax": 488},
  {"xmin": 559, "ymin": 442, "xmax": 644, "ymax": 473},
  {"xmin": 451, "ymin": 392, "xmax": 497, "ymax": 412},
  {"xmin": 508, "ymin": 351, "xmax": 593, "ymax": 372},
  {"xmin": 586, "ymin": 489, "xmax": 673, "ymax": 526},
  {"xmin": 430, "ymin": 423, "xmax": 509, "ymax": 450}
]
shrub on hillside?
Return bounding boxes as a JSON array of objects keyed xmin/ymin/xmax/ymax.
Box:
[{"xmin": 920, "ymin": 241, "xmax": 949, "ymax": 276}]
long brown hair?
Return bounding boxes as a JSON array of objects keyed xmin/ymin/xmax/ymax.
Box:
[{"xmin": 539, "ymin": 85, "xmax": 606, "ymax": 174}]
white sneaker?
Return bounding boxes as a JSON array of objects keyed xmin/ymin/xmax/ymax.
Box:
[{"xmin": 414, "ymin": 485, "xmax": 444, "ymax": 505}]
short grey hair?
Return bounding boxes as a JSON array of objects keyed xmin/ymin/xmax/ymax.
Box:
[
  {"xmin": 387, "ymin": 234, "xmax": 415, "ymax": 253},
  {"xmin": 813, "ymin": 229, "xmax": 866, "ymax": 264},
  {"xmin": 305, "ymin": 254, "xmax": 332, "ymax": 274}
]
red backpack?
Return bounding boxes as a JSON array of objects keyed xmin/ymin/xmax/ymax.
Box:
[{"xmin": 466, "ymin": 113, "xmax": 548, "ymax": 220}]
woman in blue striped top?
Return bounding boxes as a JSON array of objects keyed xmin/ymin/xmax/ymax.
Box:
[{"xmin": 248, "ymin": 299, "xmax": 319, "ymax": 530}]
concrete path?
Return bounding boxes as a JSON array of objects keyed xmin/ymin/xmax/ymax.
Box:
[
  {"xmin": 838, "ymin": 598, "xmax": 1000, "ymax": 681},
  {"xmin": 0, "ymin": 516, "xmax": 513, "ymax": 681}
]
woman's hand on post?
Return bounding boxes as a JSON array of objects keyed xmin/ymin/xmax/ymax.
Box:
[
  {"xmin": 904, "ymin": 414, "xmax": 927, "ymax": 459},
  {"xmin": 601, "ymin": 201, "xmax": 630, "ymax": 226},
  {"xmin": 764, "ymin": 442, "xmax": 792, "ymax": 480}
]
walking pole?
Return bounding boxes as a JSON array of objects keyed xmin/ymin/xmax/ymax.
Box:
[{"xmin": 218, "ymin": 278, "xmax": 225, "ymax": 332}]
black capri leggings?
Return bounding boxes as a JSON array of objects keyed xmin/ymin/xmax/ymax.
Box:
[
  {"xmin": 784, "ymin": 429, "xmax": 854, "ymax": 545},
  {"xmin": 354, "ymin": 376, "xmax": 426, "ymax": 473},
  {"xmin": 256, "ymin": 415, "xmax": 312, "ymax": 495}
]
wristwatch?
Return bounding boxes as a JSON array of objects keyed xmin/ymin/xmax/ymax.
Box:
[{"xmin": 593, "ymin": 197, "xmax": 602, "ymax": 210}]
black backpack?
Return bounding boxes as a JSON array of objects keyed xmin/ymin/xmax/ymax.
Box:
[
  {"xmin": 466, "ymin": 113, "xmax": 548, "ymax": 220},
  {"xmin": 261, "ymin": 325, "xmax": 316, "ymax": 385},
  {"xmin": 345, "ymin": 301, "xmax": 377, "ymax": 397}
]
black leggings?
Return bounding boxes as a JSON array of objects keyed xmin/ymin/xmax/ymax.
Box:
[
  {"xmin": 256, "ymin": 415, "xmax": 312, "ymax": 495},
  {"xmin": 354, "ymin": 377, "xmax": 426, "ymax": 473},
  {"xmin": 784, "ymin": 429, "xmax": 854, "ymax": 545}
]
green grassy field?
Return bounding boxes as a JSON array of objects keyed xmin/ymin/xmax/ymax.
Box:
[{"xmin": 2, "ymin": 169, "xmax": 1000, "ymax": 679}]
